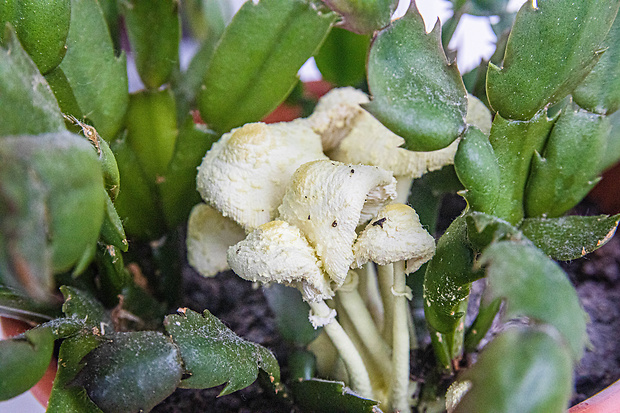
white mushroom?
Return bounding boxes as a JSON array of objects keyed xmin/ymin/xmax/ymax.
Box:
[
  {"xmin": 352, "ymin": 203, "xmax": 435, "ymax": 413},
  {"xmin": 353, "ymin": 204, "xmax": 436, "ymax": 273},
  {"xmin": 335, "ymin": 270, "xmax": 393, "ymax": 398},
  {"xmin": 326, "ymin": 93, "xmax": 492, "ymax": 204},
  {"xmin": 196, "ymin": 121, "xmax": 328, "ymax": 232},
  {"xmin": 328, "ymin": 114, "xmax": 459, "ymax": 203},
  {"xmin": 227, "ymin": 219, "xmax": 374, "ymax": 399},
  {"xmin": 226, "ymin": 220, "xmax": 333, "ymax": 302},
  {"xmin": 186, "ymin": 203, "xmax": 246, "ymax": 277},
  {"xmin": 306, "ymin": 87, "xmax": 370, "ymax": 151},
  {"xmin": 278, "ymin": 159, "xmax": 397, "ymax": 287}
]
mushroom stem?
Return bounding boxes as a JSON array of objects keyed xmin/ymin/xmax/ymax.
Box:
[
  {"xmin": 336, "ymin": 278, "xmax": 392, "ymax": 383},
  {"xmin": 395, "ymin": 176, "xmax": 414, "ymax": 204},
  {"xmin": 391, "ymin": 260, "xmax": 412, "ymax": 413},
  {"xmin": 378, "ymin": 263, "xmax": 395, "ymax": 346},
  {"xmin": 308, "ymin": 300, "xmax": 374, "ymax": 398},
  {"xmin": 335, "ymin": 300, "xmax": 389, "ymax": 403},
  {"xmin": 357, "ymin": 264, "xmax": 384, "ymax": 328}
]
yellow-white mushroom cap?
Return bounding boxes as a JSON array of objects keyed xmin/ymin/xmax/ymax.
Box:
[
  {"xmin": 466, "ymin": 94, "xmax": 492, "ymax": 135},
  {"xmin": 278, "ymin": 160, "xmax": 397, "ymax": 287},
  {"xmin": 353, "ymin": 204, "xmax": 435, "ymax": 274},
  {"xmin": 306, "ymin": 87, "xmax": 370, "ymax": 151},
  {"xmin": 196, "ymin": 121, "xmax": 327, "ymax": 232},
  {"xmin": 328, "ymin": 115, "xmax": 459, "ymax": 179},
  {"xmin": 187, "ymin": 203, "xmax": 246, "ymax": 277},
  {"xmin": 227, "ymin": 220, "xmax": 334, "ymax": 302}
]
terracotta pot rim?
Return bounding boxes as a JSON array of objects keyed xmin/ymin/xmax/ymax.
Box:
[{"xmin": 568, "ymin": 378, "xmax": 620, "ymax": 413}]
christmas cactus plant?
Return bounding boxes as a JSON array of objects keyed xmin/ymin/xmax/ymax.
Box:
[{"xmin": 1, "ymin": 0, "xmax": 620, "ymax": 412}]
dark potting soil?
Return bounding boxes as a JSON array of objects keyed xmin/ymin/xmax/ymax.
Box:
[
  {"xmin": 563, "ymin": 231, "xmax": 620, "ymax": 405},
  {"xmin": 151, "ymin": 268, "xmax": 296, "ymax": 413},
  {"xmin": 153, "ymin": 196, "xmax": 620, "ymax": 412}
]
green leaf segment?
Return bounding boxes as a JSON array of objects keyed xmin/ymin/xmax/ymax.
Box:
[
  {"xmin": 322, "ymin": 0, "xmax": 398, "ymax": 34},
  {"xmin": 487, "ymin": 0, "xmax": 620, "ymax": 120},
  {"xmin": 0, "ymin": 326, "xmax": 54, "ymax": 401},
  {"xmin": 58, "ymin": 0, "xmax": 128, "ymax": 140},
  {"xmin": 43, "ymin": 300, "xmax": 280, "ymax": 412},
  {"xmin": 365, "ymin": 3, "xmax": 468, "ymax": 151},
  {"xmin": 164, "ymin": 308, "xmax": 280, "ymax": 395},
  {"xmin": 198, "ymin": 0, "xmax": 335, "ymax": 133},
  {"xmin": 422, "ymin": 8, "xmax": 620, "ymax": 411}
]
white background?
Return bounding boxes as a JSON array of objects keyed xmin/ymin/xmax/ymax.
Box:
[{"xmin": 0, "ymin": 0, "xmax": 526, "ymax": 411}]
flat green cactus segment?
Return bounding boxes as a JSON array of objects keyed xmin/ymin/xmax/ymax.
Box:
[
  {"xmin": 488, "ymin": 110, "xmax": 556, "ymax": 224},
  {"xmin": 315, "ymin": 27, "xmax": 370, "ymax": 87},
  {"xmin": 121, "ymin": 0, "xmax": 180, "ymax": 89},
  {"xmin": 524, "ymin": 104, "xmax": 610, "ymax": 218},
  {"xmin": 365, "ymin": 3, "xmax": 467, "ymax": 151},
  {"xmin": 198, "ymin": 0, "xmax": 335, "ymax": 133},
  {"xmin": 291, "ymin": 378, "xmax": 379, "ymax": 412},
  {"xmin": 600, "ymin": 109, "xmax": 620, "ymax": 171},
  {"xmin": 159, "ymin": 117, "xmax": 219, "ymax": 228},
  {"xmin": 72, "ymin": 331, "xmax": 183, "ymax": 413},
  {"xmin": 322, "ymin": 0, "xmax": 398, "ymax": 34},
  {"xmin": 47, "ymin": 334, "xmax": 103, "ymax": 413},
  {"xmin": 0, "ymin": 26, "xmax": 65, "ymax": 136},
  {"xmin": 0, "ymin": 0, "xmax": 71, "ymax": 74},
  {"xmin": 0, "ymin": 133, "xmax": 104, "ymax": 301},
  {"xmin": 465, "ymin": 212, "xmax": 524, "ymax": 252},
  {"xmin": 263, "ymin": 283, "xmax": 320, "ymax": 346},
  {"xmin": 0, "ymin": 326, "xmax": 54, "ymax": 401},
  {"xmin": 573, "ymin": 13, "xmax": 620, "ymax": 115},
  {"xmin": 111, "ymin": 138, "xmax": 167, "ymax": 241},
  {"xmin": 454, "ymin": 126, "xmax": 500, "ymax": 214},
  {"xmin": 453, "ymin": 328, "xmax": 573, "ymax": 413},
  {"xmin": 125, "ymin": 88, "xmax": 178, "ymax": 184},
  {"xmin": 486, "ymin": 0, "xmax": 620, "ymax": 120},
  {"xmin": 520, "ymin": 214, "xmax": 620, "ymax": 261},
  {"xmin": 423, "ymin": 216, "xmax": 479, "ymax": 336},
  {"xmin": 0, "ymin": 155, "xmax": 51, "ymax": 302},
  {"xmin": 59, "ymin": 0, "xmax": 128, "ymax": 140},
  {"xmin": 164, "ymin": 308, "xmax": 280, "ymax": 395},
  {"xmin": 479, "ymin": 240, "xmax": 588, "ymax": 360},
  {"xmin": 60, "ymin": 286, "xmax": 114, "ymax": 333}
]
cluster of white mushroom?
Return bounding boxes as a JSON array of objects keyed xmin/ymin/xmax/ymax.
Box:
[{"xmin": 186, "ymin": 87, "xmax": 492, "ymax": 412}]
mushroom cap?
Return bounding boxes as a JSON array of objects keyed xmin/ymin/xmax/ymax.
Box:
[
  {"xmin": 306, "ymin": 87, "xmax": 370, "ymax": 151},
  {"xmin": 328, "ymin": 115, "xmax": 459, "ymax": 179},
  {"xmin": 196, "ymin": 121, "xmax": 327, "ymax": 231},
  {"xmin": 187, "ymin": 203, "xmax": 246, "ymax": 277},
  {"xmin": 466, "ymin": 94, "xmax": 492, "ymax": 135},
  {"xmin": 278, "ymin": 160, "xmax": 397, "ymax": 287},
  {"xmin": 227, "ymin": 220, "xmax": 334, "ymax": 302},
  {"xmin": 353, "ymin": 203, "xmax": 435, "ymax": 274}
]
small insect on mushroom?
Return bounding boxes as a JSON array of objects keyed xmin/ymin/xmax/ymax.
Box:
[{"xmin": 372, "ymin": 217, "xmax": 387, "ymax": 228}]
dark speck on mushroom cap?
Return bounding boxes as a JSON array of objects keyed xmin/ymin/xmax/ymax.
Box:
[{"xmin": 372, "ymin": 217, "xmax": 387, "ymax": 228}]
